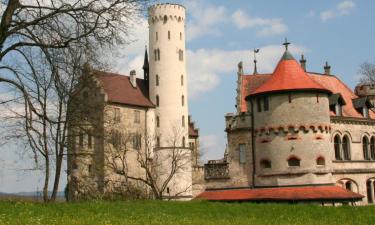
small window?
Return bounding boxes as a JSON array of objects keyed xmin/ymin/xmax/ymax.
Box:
[
  {"xmin": 156, "ymin": 75, "xmax": 159, "ymax": 86},
  {"xmin": 168, "ymin": 31, "xmax": 170, "ymax": 40},
  {"xmin": 180, "ymin": 32, "xmax": 182, "ymax": 40},
  {"xmin": 156, "ymin": 116, "xmax": 160, "ymax": 128},
  {"xmin": 134, "ymin": 110, "xmax": 140, "ymax": 123},
  {"xmin": 114, "ymin": 108, "xmax": 121, "ymax": 122},
  {"xmin": 79, "ymin": 131, "xmax": 84, "ymax": 147},
  {"xmin": 88, "ymin": 132, "xmax": 92, "ymax": 149},
  {"xmin": 239, "ymin": 144, "xmax": 246, "ymax": 164},
  {"xmin": 257, "ymin": 98, "xmax": 262, "ymax": 112},
  {"xmin": 182, "ymin": 136, "xmax": 185, "ymax": 147},
  {"xmin": 157, "ymin": 49, "xmax": 160, "ymax": 61},
  {"xmin": 154, "ymin": 49, "xmax": 157, "ymax": 61},
  {"xmin": 156, "ymin": 32, "xmax": 158, "ymax": 41},
  {"xmin": 263, "ymin": 96, "xmax": 269, "ymax": 111},
  {"xmin": 182, "ymin": 115, "xmax": 185, "ymax": 127},
  {"xmin": 179, "ymin": 49, "xmax": 183, "ymax": 61},
  {"xmin": 156, "ymin": 95, "xmax": 159, "ymax": 106},
  {"xmin": 181, "ymin": 75, "xmax": 184, "ymax": 86},
  {"xmin": 133, "ymin": 134, "xmax": 141, "ymax": 150},
  {"xmin": 156, "ymin": 136, "xmax": 160, "ymax": 147},
  {"xmin": 163, "ymin": 15, "xmax": 168, "ymax": 23},
  {"xmin": 316, "ymin": 157, "xmax": 325, "ymax": 166},
  {"xmin": 288, "ymin": 157, "xmax": 300, "ymax": 167},
  {"xmin": 182, "ymin": 95, "xmax": 184, "ymax": 106},
  {"xmin": 260, "ymin": 159, "xmax": 271, "ymax": 169}
]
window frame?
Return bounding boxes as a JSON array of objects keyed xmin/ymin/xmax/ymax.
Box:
[{"xmin": 239, "ymin": 144, "xmax": 246, "ymax": 164}]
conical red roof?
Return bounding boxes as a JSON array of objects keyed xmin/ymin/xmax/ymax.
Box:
[{"xmin": 249, "ymin": 51, "xmax": 331, "ymax": 96}]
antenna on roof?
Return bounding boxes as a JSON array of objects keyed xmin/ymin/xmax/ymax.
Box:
[
  {"xmin": 283, "ymin": 38, "xmax": 290, "ymax": 51},
  {"xmin": 253, "ymin": 48, "xmax": 260, "ymax": 75}
]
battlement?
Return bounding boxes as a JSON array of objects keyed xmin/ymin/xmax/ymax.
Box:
[{"xmin": 148, "ymin": 3, "xmax": 185, "ymax": 23}]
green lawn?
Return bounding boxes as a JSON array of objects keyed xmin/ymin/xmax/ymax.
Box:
[{"xmin": 0, "ymin": 200, "xmax": 374, "ymax": 225}]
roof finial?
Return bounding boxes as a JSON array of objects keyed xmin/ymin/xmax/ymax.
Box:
[
  {"xmin": 253, "ymin": 48, "xmax": 260, "ymax": 75},
  {"xmin": 283, "ymin": 38, "xmax": 290, "ymax": 51}
]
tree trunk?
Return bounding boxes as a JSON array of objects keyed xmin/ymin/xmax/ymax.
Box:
[{"xmin": 43, "ymin": 155, "xmax": 50, "ymax": 202}]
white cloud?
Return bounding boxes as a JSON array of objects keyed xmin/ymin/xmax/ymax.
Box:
[
  {"xmin": 232, "ymin": 10, "xmax": 288, "ymax": 37},
  {"xmin": 320, "ymin": 0, "xmax": 356, "ymax": 22},
  {"xmin": 185, "ymin": 1, "xmax": 228, "ymax": 41},
  {"xmin": 187, "ymin": 44, "xmax": 306, "ymax": 98}
]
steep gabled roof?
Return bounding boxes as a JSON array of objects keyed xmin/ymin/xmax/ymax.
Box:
[
  {"xmin": 94, "ymin": 71, "xmax": 154, "ymax": 108},
  {"xmin": 249, "ymin": 51, "xmax": 331, "ymax": 97}
]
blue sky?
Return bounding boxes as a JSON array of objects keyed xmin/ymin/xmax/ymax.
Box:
[{"xmin": 1, "ymin": 0, "xmax": 375, "ymax": 192}]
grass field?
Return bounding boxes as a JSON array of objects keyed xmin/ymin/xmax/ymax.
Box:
[{"xmin": 0, "ymin": 200, "xmax": 374, "ymax": 225}]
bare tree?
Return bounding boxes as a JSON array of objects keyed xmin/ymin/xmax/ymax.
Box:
[
  {"xmin": 0, "ymin": 0, "xmax": 149, "ymax": 202},
  {"xmin": 359, "ymin": 61, "xmax": 375, "ymax": 84}
]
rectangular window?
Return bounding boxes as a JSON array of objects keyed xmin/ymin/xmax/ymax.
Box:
[
  {"xmin": 157, "ymin": 137, "xmax": 160, "ymax": 147},
  {"xmin": 133, "ymin": 134, "xmax": 141, "ymax": 150},
  {"xmin": 180, "ymin": 32, "xmax": 182, "ymax": 40},
  {"xmin": 257, "ymin": 98, "xmax": 262, "ymax": 112},
  {"xmin": 168, "ymin": 31, "xmax": 170, "ymax": 40},
  {"xmin": 179, "ymin": 50, "xmax": 184, "ymax": 61},
  {"xmin": 156, "ymin": 32, "xmax": 158, "ymax": 41},
  {"xmin": 239, "ymin": 144, "xmax": 246, "ymax": 164},
  {"xmin": 88, "ymin": 132, "xmax": 92, "ymax": 148},
  {"xmin": 156, "ymin": 116, "xmax": 160, "ymax": 127},
  {"xmin": 263, "ymin": 96, "xmax": 269, "ymax": 111},
  {"xmin": 114, "ymin": 108, "xmax": 121, "ymax": 122},
  {"xmin": 134, "ymin": 110, "xmax": 140, "ymax": 123}
]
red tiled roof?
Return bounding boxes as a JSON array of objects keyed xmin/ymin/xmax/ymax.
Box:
[
  {"xmin": 196, "ymin": 186, "xmax": 363, "ymax": 202},
  {"xmin": 240, "ymin": 72, "xmax": 375, "ymax": 119},
  {"xmin": 94, "ymin": 71, "xmax": 154, "ymax": 108},
  {"xmin": 250, "ymin": 52, "xmax": 331, "ymax": 96}
]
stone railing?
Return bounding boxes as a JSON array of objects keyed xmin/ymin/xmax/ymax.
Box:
[{"xmin": 204, "ymin": 162, "xmax": 229, "ymax": 180}]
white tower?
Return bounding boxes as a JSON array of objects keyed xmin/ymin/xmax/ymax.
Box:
[{"xmin": 148, "ymin": 3, "xmax": 191, "ymax": 199}]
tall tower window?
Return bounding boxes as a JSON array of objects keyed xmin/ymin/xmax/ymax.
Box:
[
  {"xmin": 156, "ymin": 116, "xmax": 160, "ymax": 128},
  {"xmin": 263, "ymin": 96, "xmax": 269, "ymax": 111},
  {"xmin": 182, "ymin": 115, "xmax": 185, "ymax": 127},
  {"xmin": 182, "ymin": 136, "xmax": 186, "ymax": 147},
  {"xmin": 154, "ymin": 49, "xmax": 160, "ymax": 61},
  {"xmin": 363, "ymin": 136, "xmax": 370, "ymax": 160},
  {"xmin": 156, "ymin": 32, "xmax": 158, "ymax": 41},
  {"xmin": 181, "ymin": 75, "xmax": 184, "ymax": 86},
  {"xmin": 239, "ymin": 144, "xmax": 246, "ymax": 164},
  {"xmin": 334, "ymin": 135, "xmax": 342, "ymax": 160},
  {"xmin": 180, "ymin": 32, "xmax": 182, "ymax": 40},
  {"xmin": 182, "ymin": 95, "xmax": 184, "ymax": 106},
  {"xmin": 168, "ymin": 31, "xmax": 170, "ymax": 40},
  {"xmin": 134, "ymin": 110, "xmax": 140, "ymax": 123},
  {"xmin": 179, "ymin": 49, "xmax": 184, "ymax": 61},
  {"xmin": 156, "ymin": 75, "xmax": 159, "ymax": 86},
  {"xmin": 157, "ymin": 136, "xmax": 160, "ymax": 147},
  {"xmin": 156, "ymin": 95, "xmax": 159, "ymax": 106},
  {"xmin": 256, "ymin": 98, "xmax": 262, "ymax": 112},
  {"xmin": 342, "ymin": 135, "xmax": 351, "ymax": 160},
  {"xmin": 157, "ymin": 49, "xmax": 160, "ymax": 61}
]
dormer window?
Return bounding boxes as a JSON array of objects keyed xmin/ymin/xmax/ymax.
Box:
[
  {"xmin": 352, "ymin": 96, "xmax": 373, "ymax": 118},
  {"xmin": 329, "ymin": 93, "xmax": 346, "ymax": 116}
]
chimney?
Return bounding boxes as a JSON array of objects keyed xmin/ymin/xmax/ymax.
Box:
[
  {"xmin": 300, "ymin": 54, "xmax": 306, "ymax": 72},
  {"xmin": 130, "ymin": 70, "xmax": 137, "ymax": 88},
  {"xmin": 324, "ymin": 61, "xmax": 331, "ymax": 75}
]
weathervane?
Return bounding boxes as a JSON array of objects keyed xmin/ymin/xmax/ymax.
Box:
[
  {"xmin": 253, "ymin": 48, "xmax": 260, "ymax": 75},
  {"xmin": 283, "ymin": 38, "xmax": 290, "ymax": 51}
]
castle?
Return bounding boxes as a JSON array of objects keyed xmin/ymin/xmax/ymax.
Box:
[{"xmin": 68, "ymin": 3, "xmax": 375, "ymax": 205}]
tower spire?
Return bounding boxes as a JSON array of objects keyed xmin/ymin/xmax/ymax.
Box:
[
  {"xmin": 283, "ymin": 38, "xmax": 290, "ymax": 51},
  {"xmin": 142, "ymin": 45, "xmax": 149, "ymax": 82},
  {"xmin": 253, "ymin": 49, "xmax": 259, "ymax": 75}
]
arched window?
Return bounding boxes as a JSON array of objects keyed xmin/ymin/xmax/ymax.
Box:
[
  {"xmin": 181, "ymin": 75, "xmax": 184, "ymax": 86},
  {"xmin": 156, "ymin": 75, "xmax": 159, "ymax": 86},
  {"xmin": 342, "ymin": 135, "xmax": 351, "ymax": 160},
  {"xmin": 363, "ymin": 136, "xmax": 370, "ymax": 160},
  {"xmin": 288, "ymin": 156, "xmax": 300, "ymax": 167},
  {"xmin": 156, "ymin": 95, "xmax": 159, "ymax": 107},
  {"xmin": 334, "ymin": 135, "xmax": 341, "ymax": 160},
  {"xmin": 163, "ymin": 15, "xmax": 168, "ymax": 23},
  {"xmin": 316, "ymin": 157, "xmax": 325, "ymax": 166},
  {"xmin": 367, "ymin": 180, "xmax": 373, "ymax": 203},
  {"xmin": 371, "ymin": 137, "xmax": 375, "ymax": 160},
  {"xmin": 260, "ymin": 159, "xmax": 271, "ymax": 169},
  {"xmin": 182, "ymin": 95, "xmax": 184, "ymax": 106},
  {"xmin": 182, "ymin": 115, "xmax": 185, "ymax": 127}
]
